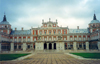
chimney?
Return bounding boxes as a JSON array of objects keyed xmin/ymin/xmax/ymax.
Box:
[
  {"xmin": 77, "ymin": 26, "xmax": 79, "ymax": 29},
  {"xmin": 15, "ymin": 28, "xmax": 17, "ymax": 30},
  {"xmin": 22, "ymin": 27, "xmax": 23, "ymax": 30}
]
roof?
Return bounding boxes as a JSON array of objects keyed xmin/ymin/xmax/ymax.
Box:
[
  {"xmin": 69, "ymin": 29, "xmax": 89, "ymax": 33},
  {"xmin": 0, "ymin": 21, "xmax": 10, "ymax": 25},
  {"xmin": 10, "ymin": 30, "xmax": 31, "ymax": 35},
  {"xmin": 0, "ymin": 14, "xmax": 10, "ymax": 25},
  {"xmin": 89, "ymin": 14, "xmax": 100, "ymax": 24},
  {"xmin": 90, "ymin": 20, "xmax": 100, "ymax": 24}
]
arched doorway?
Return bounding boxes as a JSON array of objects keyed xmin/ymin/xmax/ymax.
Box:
[
  {"xmin": 49, "ymin": 43, "xmax": 52, "ymax": 49},
  {"xmin": 44, "ymin": 43, "xmax": 47, "ymax": 49},
  {"xmin": 54, "ymin": 43, "xmax": 56, "ymax": 49}
]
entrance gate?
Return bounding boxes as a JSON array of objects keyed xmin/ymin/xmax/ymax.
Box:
[{"xmin": 44, "ymin": 42, "xmax": 56, "ymax": 50}]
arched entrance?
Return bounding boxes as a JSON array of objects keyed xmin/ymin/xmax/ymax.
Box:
[
  {"xmin": 49, "ymin": 43, "xmax": 52, "ymax": 49},
  {"xmin": 44, "ymin": 43, "xmax": 47, "ymax": 49},
  {"xmin": 54, "ymin": 43, "xmax": 56, "ymax": 49}
]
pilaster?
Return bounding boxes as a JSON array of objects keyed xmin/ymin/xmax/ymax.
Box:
[
  {"xmin": 10, "ymin": 43, "xmax": 14, "ymax": 51},
  {"xmin": 23, "ymin": 43, "xmax": 27, "ymax": 51},
  {"xmin": 73, "ymin": 42, "xmax": 77, "ymax": 51},
  {"xmin": 86, "ymin": 42, "xmax": 89, "ymax": 51},
  {"xmin": 0, "ymin": 43, "xmax": 1, "ymax": 51}
]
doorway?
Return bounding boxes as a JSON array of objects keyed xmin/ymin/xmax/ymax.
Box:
[
  {"xmin": 49, "ymin": 43, "xmax": 52, "ymax": 49},
  {"xmin": 54, "ymin": 43, "xmax": 56, "ymax": 49},
  {"xmin": 44, "ymin": 43, "xmax": 47, "ymax": 49}
]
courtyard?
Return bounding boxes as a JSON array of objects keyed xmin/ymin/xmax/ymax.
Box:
[{"xmin": 0, "ymin": 52, "xmax": 100, "ymax": 64}]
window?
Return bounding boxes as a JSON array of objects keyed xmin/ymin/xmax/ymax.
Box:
[
  {"xmin": 34, "ymin": 38, "xmax": 36, "ymax": 41},
  {"xmin": 49, "ymin": 38, "xmax": 51, "ymax": 40},
  {"xmin": 75, "ymin": 38, "xmax": 77, "ymax": 40},
  {"xmin": 58, "ymin": 31, "xmax": 60, "ymax": 34},
  {"xmin": 34, "ymin": 31, "xmax": 36, "ymax": 35},
  {"xmin": 14, "ymin": 39, "xmax": 17, "ymax": 42},
  {"xmin": 64, "ymin": 38, "xmax": 66, "ymax": 41},
  {"xmin": 1, "ymin": 30, "xmax": 3, "ymax": 32},
  {"xmin": 54, "ymin": 31, "xmax": 55, "ymax": 34},
  {"xmin": 70, "ymin": 38, "xmax": 72, "ymax": 41},
  {"xmin": 54, "ymin": 38, "xmax": 56, "ymax": 40},
  {"xmin": 45, "ymin": 31, "xmax": 46, "ymax": 34},
  {"xmin": 64, "ymin": 30, "xmax": 66, "ymax": 34},
  {"xmin": 23, "ymin": 38, "xmax": 26, "ymax": 42},
  {"xmin": 79, "ymin": 38, "xmax": 81, "ymax": 41},
  {"xmin": 19, "ymin": 39, "xmax": 21, "ymax": 42},
  {"xmin": 83, "ymin": 38, "xmax": 85, "ymax": 41},
  {"xmin": 10, "ymin": 39, "xmax": 12, "ymax": 41},
  {"xmin": 40, "ymin": 31, "xmax": 42, "ymax": 35},
  {"xmin": 28, "ymin": 38, "xmax": 30, "ymax": 42},
  {"xmin": 49, "ymin": 31, "xmax": 51, "ymax": 34},
  {"xmin": 45, "ymin": 38, "xmax": 46, "ymax": 41}
]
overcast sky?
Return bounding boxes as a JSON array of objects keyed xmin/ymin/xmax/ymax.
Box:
[{"xmin": 0, "ymin": 0, "xmax": 100, "ymax": 30}]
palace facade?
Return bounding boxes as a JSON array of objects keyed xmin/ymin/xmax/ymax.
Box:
[{"xmin": 0, "ymin": 14, "xmax": 100, "ymax": 52}]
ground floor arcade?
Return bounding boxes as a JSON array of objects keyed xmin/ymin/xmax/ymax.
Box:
[{"xmin": 0, "ymin": 41, "xmax": 100, "ymax": 52}]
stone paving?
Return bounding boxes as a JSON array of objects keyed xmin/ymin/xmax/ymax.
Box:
[{"xmin": 0, "ymin": 53, "xmax": 100, "ymax": 64}]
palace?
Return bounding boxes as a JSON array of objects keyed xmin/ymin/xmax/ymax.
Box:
[{"xmin": 0, "ymin": 14, "xmax": 100, "ymax": 52}]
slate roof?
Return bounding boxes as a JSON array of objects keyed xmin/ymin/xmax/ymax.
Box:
[
  {"xmin": 0, "ymin": 21, "xmax": 10, "ymax": 25},
  {"xmin": 10, "ymin": 30, "xmax": 31, "ymax": 35},
  {"xmin": 89, "ymin": 14, "xmax": 100, "ymax": 24},
  {"xmin": 90, "ymin": 20, "xmax": 100, "ymax": 24},
  {"xmin": 69, "ymin": 29, "xmax": 89, "ymax": 33}
]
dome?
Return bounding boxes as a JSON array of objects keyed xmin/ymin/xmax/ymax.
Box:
[
  {"xmin": 0, "ymin": 14, "xmax": 10, "ymax": 25},
  {"xmin": 0, "ymin": 21, "xmax": 10, "ymax": 25},
  {"xmin": 89, "ymin": 13, "xmax": 100, "ymax": 24},
  {"xmin": 90, "ymin": 20, "xmax": 100, "ymax": 24}
]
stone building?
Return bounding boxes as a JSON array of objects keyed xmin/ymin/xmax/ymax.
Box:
[{"xmin": 0, "ymin": 13, "xmax": 100, "ymax": 52}]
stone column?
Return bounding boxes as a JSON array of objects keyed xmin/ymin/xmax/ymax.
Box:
[
  {"xmin": 86, "ymin": 42, "xmax": 89, "ymax": 51},
  {"xmin": 17, "ymin": 45, "xmax": 19, "ymax": 49},
  {"xmin": 10, "ymin": 43, "xmax": 14, "ymax": 51},
  {"xmin": 73, "ymin": 42, "xmax": 77, "ymax": 51},
  {"xmin": 23, "ymin": 43, "xmax": 27, "ymax": 51},
  {"xmin": 97, "ymin": 42, "xmax": 100, "ymax": 50},
  {"xmin": 52, "ymin": 43, "xmax": 54, "ymax": 49},
  {"xmin": 47, "ymin": 43, "xmax": 49, "ymax": 50},
  {"xmin": 0, "ymin": 43, "xmax": 1, "ymax": 51}
]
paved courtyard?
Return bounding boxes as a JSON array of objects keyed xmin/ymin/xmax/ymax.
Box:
[{"xmin": 0, "ymin": 53, "xmax": 100, "ymax": 64}]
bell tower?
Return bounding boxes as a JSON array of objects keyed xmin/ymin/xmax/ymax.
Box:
[
  {"xmin": 0, "ymin": 14, "xmax": 12, "ymax": 34},
  {"xmin": 88, "ymin": 13, "xmax": 100, "ymax": 33}
]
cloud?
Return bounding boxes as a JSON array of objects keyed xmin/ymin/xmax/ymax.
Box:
[{"xmin": 0, "ymin": 0, "xmax": 100, "ymax": 30}]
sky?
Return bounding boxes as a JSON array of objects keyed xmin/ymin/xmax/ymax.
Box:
[{"xmin": 0, "ymin": 0, "xmax": 100, "ymax": 30}]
